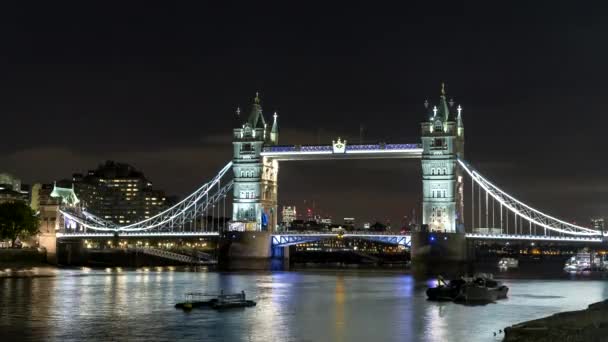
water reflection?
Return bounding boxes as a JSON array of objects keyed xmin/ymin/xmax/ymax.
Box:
[
  {"xmin": 333, "ymin": 275, "xmax": 345, "ymax": 342},
  {"xmin": 0, "ymin": 269, "xmax": 607, "ymax": 341}
]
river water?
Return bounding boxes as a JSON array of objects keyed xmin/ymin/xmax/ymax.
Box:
[{"xmin": 1, "ymin": 267, "xmax": 606, "ymax": 342}]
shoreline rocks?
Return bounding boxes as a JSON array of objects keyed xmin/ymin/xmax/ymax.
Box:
[{"xmin": 504, "ymin": 299, "xmax": 608, "ymax": 341}]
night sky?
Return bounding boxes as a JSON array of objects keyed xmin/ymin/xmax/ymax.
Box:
[{"xmin": 1, "ymin": 2, "xmax": 607, "ymax": 226}]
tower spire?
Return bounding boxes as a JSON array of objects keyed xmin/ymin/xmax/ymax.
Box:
[
  {"xmin": 457, "ymin": 104, "xmax": 464, "ymax": 137},
  {"xmin": 270, "ymin": 111, "xmax": 279, "ymax": 144},
  {"xmin": 437, "ymin": 82, "xmax": 451, "ymax": 121},
  {"xmin": 247, "ymin": 92, "xmax": 266, "ymax": 128}
]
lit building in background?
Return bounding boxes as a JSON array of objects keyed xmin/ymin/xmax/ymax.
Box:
[
  {"xmin": 343, "ymin": 217, "xmax": 355, "ymax": 228},
  {"xmin": 68, "ymin": 161, "xmax": 172, "ymax": 224},
  {"xmin": 591, "ymin": 218, "xmax": 605, "ymax": 231},
  {"xmin": 282, "ymin": 206, "xmax": 297, "ymax": 227},
  {"xmin": 320, "ymin": 217, "xmax": 332, "ymax": 226},
  {"xmin": 0, "ymin": 172, "xmax": 29, "ymax": 204},
  {"xmin": 30, "ymin": 183, "xmax": 62, "ymax": 211},
  {"xmin": 305, "ymin": 207, "xmax": 314, "ymax": 222}
]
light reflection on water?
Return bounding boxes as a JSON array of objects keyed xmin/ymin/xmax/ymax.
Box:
[{"xmin": 0, "ymin": 268, "xmax": 607, "ymax": 341}]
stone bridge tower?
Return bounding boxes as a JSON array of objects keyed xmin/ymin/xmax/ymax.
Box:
[
  {"xmin": 420, "ymin": 84, "xmax": 465, "ymax": 233},
  {"xmin": 231, "ymin": 93, "xmax": 279, "ymax": 231}
]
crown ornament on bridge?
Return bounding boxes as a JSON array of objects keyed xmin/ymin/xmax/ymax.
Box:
[{"xmin": 332, "ymin": 137, "xmax": 347, "ymax": 153}]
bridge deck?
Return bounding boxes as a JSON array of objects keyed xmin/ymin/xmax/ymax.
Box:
[
  {"xmin": 56, "ymin": 232, "xmax": 603, "ymax": 244},
  {"xmin": 261, "ymin": 144, "xmax": 422, "ymax": 161}
]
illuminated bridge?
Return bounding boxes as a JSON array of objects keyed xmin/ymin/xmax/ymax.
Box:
[
  {"xmin": 55, "ymin": 158, "xmax": 605, "ymax": 243},
  {"xmin": 45, "ymin": 88, "xmax": 606, "ymax": 266}
]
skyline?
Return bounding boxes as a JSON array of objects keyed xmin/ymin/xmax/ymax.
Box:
[{"xmin": 1, "ymin": 2, "xmax": 607, "ymax": 224}]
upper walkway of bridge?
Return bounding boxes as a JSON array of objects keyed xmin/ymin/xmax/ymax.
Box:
[{"xmin": 260, "ymin": 142, "xmax": 422, "ymax": 160}]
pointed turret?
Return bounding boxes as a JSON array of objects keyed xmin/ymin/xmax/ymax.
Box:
[
  {"xmin": 270, "ymin": 111, "xmax": 279, "ymax": 144},
  {"xmin": 436, "ymin": 82, "xmax": 451, "ymax": 122},
  {"xmin": 456, "ymin": 104, "xmax": 464, "ymax": 137},
  {"xmin": 234, "ymin": 106, "xmax": 242, "ymax": 127},
  {"xmin": 247, "ymin": 92, "xmax": 266, "ymax": 129}
]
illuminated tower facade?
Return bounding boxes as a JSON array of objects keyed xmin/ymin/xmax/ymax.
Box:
[
  {"xmin": 231, "ymin": 93, "xmax": 279, "ymax": 231},
  {"xmin": 420, "ymin": 84, "xmax": 465, "ymax": 233}
]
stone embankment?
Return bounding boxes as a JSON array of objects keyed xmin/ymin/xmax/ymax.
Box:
[
  {"xmin": 0, "ymin": 248, "xmax": 47, "ymax": 266},
  {"xmin": 504, "ymin": 299, "xmax": 608, "ymax": 341}
]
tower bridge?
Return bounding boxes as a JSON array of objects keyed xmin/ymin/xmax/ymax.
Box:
[{"xmin": 43, "ymin": 85, "xmax": 606, "ymax": 268}]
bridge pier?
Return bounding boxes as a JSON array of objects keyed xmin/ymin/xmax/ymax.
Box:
[
  {"xmin": 57, "ymin": 239, "xmax": 87, "ymax": 266},
  {"xmin": 38, "ymin": 203, "xmax": 61, "ymax": 265},
  {"xmin": 410, "ymin": 231, "xmax": 471, "ymax": 277},
  {"xmin": 218, "ymin": 231, "xmax": 289, "ymax": 270}
]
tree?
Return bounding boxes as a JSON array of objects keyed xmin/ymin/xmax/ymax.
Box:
[
  {"xmin": 0, "ymin": 202, "xmax": 39, "ymax": 248},
  {"xmin": 370, "ymin": 221, "xmax": 387, "ymax": 232}
]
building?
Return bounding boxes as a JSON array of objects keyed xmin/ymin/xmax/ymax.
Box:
[
  {"xmin": 420, "ymin": 84, "xmax": 465, "ymax": 233},
  {"xmin": 591, "ymin": 218, "xmax": 605, "ymax": 231},
  {"xmin": 0, "ymin": 172, "xmax": 28, "ymax": 204},
  {"xmin": 281, "ymin": 206, "xmax": 297, "ymax": 227},
  {"xmin": 69, "ymin": 161, "xmax": 170, "ymax": 224},
  {"xmin": 343, "ymin": 217, "xmax": 355, "ymax": 226},
  {"xmin": 30, "ymin": 183, "xmax": 63, "ymax": 211},
  {"xmin": 320, "ymin": 217, "xmax": 332, "ymax": 226},
  {"xmin": 231, "ymin": 93, "xmax": 279, "ymax": 231},
  {"xmin": 0, "ymin": 172, "xmax": 22, "ymax": 192}
]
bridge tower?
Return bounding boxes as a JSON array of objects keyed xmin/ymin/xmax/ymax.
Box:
[
  {"xmin": 420, "ymin": 84, "xmax": 465, "ymax": 233},
  {"xmin": 231, "ymin": 93, "xmax": 279, "ymax": 231}
]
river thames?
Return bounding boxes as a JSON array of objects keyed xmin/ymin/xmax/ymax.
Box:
[{"xmin": 1, "ymin": 268, "xmax": 607, "ymax": 341}]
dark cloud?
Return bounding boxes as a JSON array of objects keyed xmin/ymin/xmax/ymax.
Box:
[{"xmin": 1, "ymin": 2, "xmax": 608, "ymax": 224}]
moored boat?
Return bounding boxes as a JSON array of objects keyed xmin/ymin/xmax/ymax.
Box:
[
  {"xmin": 427, "ymin": 273, "xmax": 508, "ymax": 304},
  {"xmin": 498, "ymin": 257, "xmax": 519, "ymax": 269},
  {"xmin": 563, "ymin": 252, "xmax": 607, "ymax": 273},
  {"xmin": 426, "ymin": 276, "xmax": 466, "ymax": 301},
  {"xmin": 211, "ymin": 291, "xmax": 257, "ymax": 309},
  {"xmin": 175, "ymin": 291, "xmax": 256, "ymax": 310}
]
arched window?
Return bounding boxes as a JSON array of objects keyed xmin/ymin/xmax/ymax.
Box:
[{"xmin": 443, "ymin": 168, "xmax": 447, "ymax": 175}]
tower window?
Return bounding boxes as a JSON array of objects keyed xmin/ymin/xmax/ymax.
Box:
[{"xmin": 433, "ymin": 138, "xmax": 444, "ymax": 147}]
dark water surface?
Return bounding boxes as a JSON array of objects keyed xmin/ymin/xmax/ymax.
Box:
[{"xmin": 1, "ymin": 267, "xmax": 607, "ymax": 341}]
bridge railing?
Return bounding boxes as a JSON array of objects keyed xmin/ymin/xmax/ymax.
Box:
[
  {"xmin": 276, "ymin": 230, "xmax": 405, "ymax": 236},
  {"xmin": 262, "ymin": 143, "xmax": 422, "ymax": 153}
]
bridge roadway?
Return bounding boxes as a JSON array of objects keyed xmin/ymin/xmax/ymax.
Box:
[{"xmin": 56, "ymin": 231, "xmax": 605, "ymax": 247}]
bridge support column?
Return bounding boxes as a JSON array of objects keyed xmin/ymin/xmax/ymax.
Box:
[
  {"xmin": 57, "ymin": 239, "xmax": 87, "ymax": 266},
  {"xmin": 219, "ymin": 231, "xmax": 288, "ymax": 270},
  {"xmin": 411, "ymin": 231, "xmax": 469, "ymax": 277},
  {"xmin": 38, "ymin": 204, "xmax": 61, "ymax": 265}
]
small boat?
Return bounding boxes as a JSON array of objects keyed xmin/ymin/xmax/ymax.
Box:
[
  {"xmin": 211, "ymin": 291, "xmax": 256, "ymax": 309},
  {"xmin": 564, "ymin": 252, "xmax": 607, "ymax": 273},
  {"xmin": 455, "ymin": 274, "xmax": 509, "ymax": 303},
  {"xmin": 175, "ymin": 291, "xmax": 256, "ymax": 310},
  {"xmin": 498, "ymin": 257, "xmax": 519, "ymax": 269},
  {"xmin": 175, "ymin": 293, "xmax": 218, "ymax": 310},
  {"xmin": 427, "ymin": 273, "xmax": 508, "ymax": 304},
  {"xmin": 426, "ymin": 276, "xmax": 467, "ymax": 301}
]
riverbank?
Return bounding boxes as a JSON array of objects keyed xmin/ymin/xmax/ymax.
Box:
[
  {"xmin": 504, "ymin": 299, "xmax": 608, "ymax": 341},
  {"xmin": 0, "ymin": 248, "xmax": 49, "ymax": 268}
]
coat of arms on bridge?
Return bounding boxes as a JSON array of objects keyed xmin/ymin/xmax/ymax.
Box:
[{"xmin": 332, "ymin": 138, "xmax": 346, "ymax": 153}]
